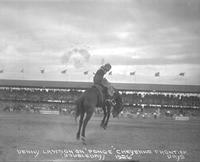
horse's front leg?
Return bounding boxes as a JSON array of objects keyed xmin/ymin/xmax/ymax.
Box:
[
  {"xmin": 100, "ymin": 105, "xmax": 106, "ymax": 128},
  {"xmin": 103, "ymin": 105, "xmax": 111, "ymax": 129}
]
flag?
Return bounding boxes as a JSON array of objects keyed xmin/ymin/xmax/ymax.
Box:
[
  {"xmin": 155, "ymin": 72, "xmax": 160, "ymax": 77},
  {"xmin": 40, "ymin": 69, "xmax": 45, "ymax": 74},
  {"xmin": 130, "ymin": 71, "xmax": 135, "ymax": 75},
  {"xmin": 0, "ymin": 69, "xmax": 4, "ymax": 73},
  {"xmin": 61, "ymin": 69, "xmax": 67, "ymax": 74},
  {"xmin": 84, "ymin": 71, "xmax": 88, "ymax": 75},
  {"xmin": 108, "ymin": 71, "xmax": 112, "ymax": 75},
  {"xmin": 179, "ymin": 72, "xmax": 185, "ymax": 76},
  {"xmin": 21, "ymin": 69, "xmax": 24, "ymax": 73}
]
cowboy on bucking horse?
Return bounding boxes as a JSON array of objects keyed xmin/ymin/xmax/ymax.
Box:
[
  {"xmin": 75, "ymin": 63, "xmax": 123, "ymax": 142},
  {"xmin": 93, "ymin": 63, "xmax": 114, "ymax": 102}
]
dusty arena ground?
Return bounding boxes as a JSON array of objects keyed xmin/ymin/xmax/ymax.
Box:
[{"xmin": 0, "ymin": 112, "xmax": 200, "ymax": 162}]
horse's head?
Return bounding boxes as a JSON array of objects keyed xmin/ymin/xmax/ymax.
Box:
[{"xmin": 111, "ymin": 90, "xmax": 123, "ymax": 118}]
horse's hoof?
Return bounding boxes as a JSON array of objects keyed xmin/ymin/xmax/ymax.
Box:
[
  {"xmin": 81, "ymin": 136, "xmax": 86, "ymax": 145},
  {"xmin": 103, "ymin": 125, "xmax": 107, "ymax": 130},
  {"xmin": 81, "ymin": 136, "xmax": 85, "ymax": 141}
]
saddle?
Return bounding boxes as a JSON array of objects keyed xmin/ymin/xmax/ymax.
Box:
[{"xmin": 93, "ymin": 84, "xmax": 115, "ymax": 107}]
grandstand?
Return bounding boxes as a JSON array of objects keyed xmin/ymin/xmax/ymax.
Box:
[{"xmin": 0, "ymin": 79, "xmax": 200, "ymax": 118}]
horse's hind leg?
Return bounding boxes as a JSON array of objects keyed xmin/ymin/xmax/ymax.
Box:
[
  {"xmin": 81, "ymin": 111, "xmax": 93, "ymax": 144},
  {"xmin": 76, "ymin": 113, "xmax": 84, "ymax": 140}
]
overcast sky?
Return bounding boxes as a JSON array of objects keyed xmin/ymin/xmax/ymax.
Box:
[{"xmin": 0, "ymin": 0, "xmax": 200, "ymax": 85}]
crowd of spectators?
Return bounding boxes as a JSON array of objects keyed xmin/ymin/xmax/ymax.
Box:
[
  {"xmin": 0, "ymin": 87, "xmax": 82, "ymax": 103},
  {"xmin": 122, "ymin": 91, "xmax": 200, "ymax": 108},
  {"xmin": 0, "ymin": 86, "xmax": 200, "ymax": 118}
]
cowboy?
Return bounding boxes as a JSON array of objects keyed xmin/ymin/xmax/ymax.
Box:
[{"xmin": 93, "ymin": 63, "xmax": 114, "ymax": 98}]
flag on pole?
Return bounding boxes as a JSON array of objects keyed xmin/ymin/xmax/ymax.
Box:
[
  {"xmin": 84, "ymin": 71, "xmax": 88, "ymax": 75},
  {"xmin": 40, "ymin": 69, "xmax": 45, "ymax": 74},
  {"xmin": 108, "ymin": 71, "xmax": 112, "ymax": 75},
  {"xmin": 155, "ymin": 72, "xmax": 160, "ymax": 77},
  {"xmin": 130, "ymin": 71, "xmax": 136, "ymax": 75},
  {"xmin": 0, "ymin": 69, "xmax": 4, "ymax": 73},
  {"xmin": 179, "ymin": 72, "xmax": 185, "ymax": 76},
  {"xmin": 61, "ymin": 69, "xmax": 67, "ymax": 74}
]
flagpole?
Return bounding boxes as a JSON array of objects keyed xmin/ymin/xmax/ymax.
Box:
[
  {"xmin": 22, "ymin": 68, "xmax": 24, "ymax": 80},
  {"xmin": 134, "ymin": 72, "xmax": 136, "ymax": 83},
  {"xmin": 40, "ymin": 68, "xmax": 45, "ymax": 81},
  {"xmin": 132, "ymin": 73, "xmax": 136, "ymax": 83},
  {"xmin": 179, "ymin": 72, "xmax": 186, "ymax": 85},
  {"xmin": 20, "ymin": 66, "xmax": 24, "ymax": 80},
  {"xmin": 0, "ymin": 69, "xmax": 4, "ymax": 78},
  {"xmin": 129, "ymin": 71, "xmax": 136, "ymax": 83}
]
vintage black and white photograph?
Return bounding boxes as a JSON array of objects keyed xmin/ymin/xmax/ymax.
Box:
[{"xmin": 0, "ymin": 0, "xmax": 200, "ymax": 162}]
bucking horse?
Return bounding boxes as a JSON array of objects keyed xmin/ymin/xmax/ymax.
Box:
[{"xmin": 75, "ymin": 85, "xmax": 123, "ymax": 144}]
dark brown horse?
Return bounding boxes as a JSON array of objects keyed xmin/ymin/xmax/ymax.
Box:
[{"xmin": 75, "ymin": 86, "xmax": 123, "ymax": 144}]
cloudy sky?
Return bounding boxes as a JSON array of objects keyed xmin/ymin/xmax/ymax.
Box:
[{"xmin": 0, "ymin": 0, "xmax": 200, "ymax": 85}]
